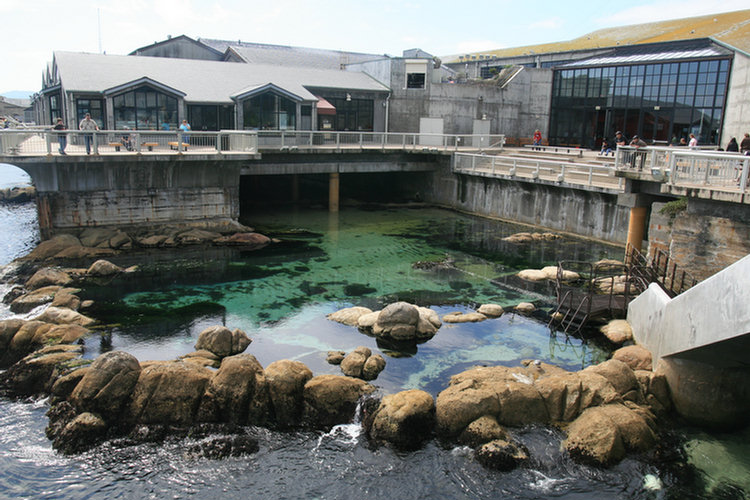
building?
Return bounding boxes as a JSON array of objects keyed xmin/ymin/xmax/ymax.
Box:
[
  {"xmin": 445, "ymin": 9, "xmax": 750, "ymax": 148},
  {"xmin": 32, "ymin": 10, "xmax": 750, "ymax": 148}
]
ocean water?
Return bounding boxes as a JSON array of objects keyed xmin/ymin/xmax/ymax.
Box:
[{"xmin": 0, "ymin": 165, "xmax": 748, "ymax": 499}]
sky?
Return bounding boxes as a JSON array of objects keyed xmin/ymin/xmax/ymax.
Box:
[{"xmin": 1, "ymin": 0, "xmax": 748, "ymax": 96}]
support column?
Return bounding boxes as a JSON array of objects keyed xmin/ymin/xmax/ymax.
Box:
[
  {"xmin": 627, "ymin": 206, "xmax": 648, "ymax": 252},
  {"xmin": 329, "ymin": 172, "xmax": 339, "ymax": 213}
]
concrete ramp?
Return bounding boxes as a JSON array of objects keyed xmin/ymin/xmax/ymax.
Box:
[{"xmin": 628, "ymin": 254, "xmax": 750, "ymax": 368}]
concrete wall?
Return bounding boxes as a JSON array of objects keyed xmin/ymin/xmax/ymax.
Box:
[
  {"xmin": 722, "ymin": 51, "xmax": 750, "ymax": 143},
  {"xmin": 424, "ymin": 162, "xmax": 630, "ymax": 243},
  {"xmin": 16, "ymin": 157, "xmax": 242, "ymax": 237}
]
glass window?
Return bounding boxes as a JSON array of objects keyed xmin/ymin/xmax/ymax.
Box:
[
  {"xmin": 76, "ymin": 98, "xmax": 104, "ymax": 128},
  {"xmin": 242, "ymin": 92, "xmax": 297, "ymax": 130},
  {"xmin": 113, "ymin": 86, "xmax": 177, "ymax": 130},
  {"xmin": 407, "ymin": 72, "xmax": 426, "ymax": 89},
  {"xmin": 49, "ymin": 94, "xmax": 61, "ymax": 123}
]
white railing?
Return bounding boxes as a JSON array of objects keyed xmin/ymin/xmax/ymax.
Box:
[
  {"xmin": 0, "ymin": 129, "xmax": 259, "ymax": 156},
  {"xmin": 615, "ymin": 146, "xmax": 750, "ymax": 192},
  {"xmin": 452, "ymin": 152, "xmax": 624, "ymax": 191},
  {"xmin": 255, "ymin": 130, "xmax": 505, "ymax": 152}
]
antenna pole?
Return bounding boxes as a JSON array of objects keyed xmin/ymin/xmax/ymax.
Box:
[{"xmin": 98, "ymin": 8, "xmax": 102, "ymax": 53}]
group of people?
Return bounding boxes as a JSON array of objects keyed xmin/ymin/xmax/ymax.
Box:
[
  {"xmin": 725, "ymin": 133, "xmax": 750, "ymax": 155},
  {"xmin": 52, "ymin": 117, "xmax": 192, "ymax": 154},
  {"xmin": 598, "ymin": 131, "xmax": 704, "ymax": 156}
]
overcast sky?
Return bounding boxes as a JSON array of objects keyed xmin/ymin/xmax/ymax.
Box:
[{"xmin": 2, "ymin": 0, "xmax": 748, "ymax": 95}]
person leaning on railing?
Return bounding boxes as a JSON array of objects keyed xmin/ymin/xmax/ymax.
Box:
[{"xmin": 53, "ymin": 117, "xmax": 67, "ymax": 155}]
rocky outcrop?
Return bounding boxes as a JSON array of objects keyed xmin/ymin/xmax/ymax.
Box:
[
  {"xmin": 0, "ymin": 344, "xmax": 83, "ymax": 396},
  {"xmin": 70, "ymin": 351, "xmax": 142, "ymax": 421},
  {"xmin": 366, "ymin": 389, "xmax": 435, "ymax": 449},
  {"xmin": 194, "ymin": 326, "xmax": 252, "ymax": 358},
  {"xmin": 302, "ymin": 375, "xmax": 375, "ymax": 429}
]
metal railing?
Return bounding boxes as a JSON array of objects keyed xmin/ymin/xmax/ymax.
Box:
[
  {"xmin": 254, "ymin": 130, "xmax": 505, "ymax": 152},
  {"xmin": 615, "ymin": 146, "xmax": 750, "ymax": 192},
  {"xmin": 0, "ymin": 129, "xmax": 259, "ymax": 156},
  {"xmin": 452, "ymin": 152, "xmax": 624, "ymax": 191},
  {"xmin": 0, "ymin": 129, "xmax": 505, "ymax": 157}
]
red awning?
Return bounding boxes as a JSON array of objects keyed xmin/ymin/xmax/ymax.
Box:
[{"xmin": 315, "ymin": 96, "xmax": 336, "ymax": 115}]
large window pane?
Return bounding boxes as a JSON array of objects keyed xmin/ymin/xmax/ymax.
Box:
[{"xmin": 113, "ymin": 86, "xmax": 177, "ymax": 130}]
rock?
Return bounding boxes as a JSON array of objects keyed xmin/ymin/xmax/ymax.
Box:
[
  {"xmin": 326, "ymin": 351, "xmax": 346, "ymax": 365},
  {"xmin": 327, "ymin": 306, "xmax": 373, "ymax": 327},
  {"xmin": 79, "ymin": 227, "xmax": 117, "ymax": 248},
  {"xmin": 362, "ymin": 354, "xmax": 386, "ymax": 381},
  {"xmin": 585, "ymin": 359, "xmax": 639, "ymax": 398},
  {"xmin": 50, "ymin": 366, "xmax": 90, "ymax": 402},
  {"xmin": 50, "ymin": 288, "xmax": 81, "ymax": 310},
  {"xmin": 54, "ymin": 246, "xmax": 115, "ymax": 260},
  {"xmin": 514, "ymin": 302, "xmax": 536, "ymax": 314},
  {"xmin": 475, "ymin": 438, "xmax": 530, "ymax": 471},
  {"xmin": 108, "ymin": 231, "xmax": 132, "ymax": 249},
  {"xmin": 214, "ymin": 232, "xmax": 271, "ymax": 248},
  {"xmin": 265, "ymin": 360, "xmax": 313, "ymax": 428},
  {"xmin": 176, "ymin": 228, "xmax": 222, "ymax": 245},
  {"xmin": 442, "ymin": 311, "xmax": 487, "ymax": 323},
  {"xmin": 0, "ymin": 345, "xmax": 83, "ymax": 396},
  {"xmin": 70, "ymin": 351, "xmax": 142, "ymax": 420},
  {"xmin": 187, "ymin": 434, "xmax": 259, "ymax": 459},
  {"xmin": 357, "ymin": 311, "xmax": 379, "ymax": 329},
  {"xmin": 375, "ymin": 302, "xmax": 420, "ymax": 340},
  {"xmin": 33, "ymin": 307, "xmax": 96, "ymax": 327},
  {"xmin": 496, "ymin": 381, "xmax": 549, "ymax": 426},
  {"xmin": 535, "ymin": 372, "xmax": 583, "ymax": 422},
  {"xmin": 86, "ymin": 259, "xmax": 123, "ymax": 277},
  {"xmin": 517, "ymin": 269, "xmax": 548, "ymax": 281},
  {"xmin": 302, "ymin": 375, "xmax": 375, "ymax": 429},
  {"xmin": 0, "ymin": 186, "xmax": 35, "ymax": 203},
  {"xmin": 577, "ymin": 371, "xmax": 622, "ymax": 409},
  {"xmin": 477, "ymin": 304, "xmax": 504, "ymax": 317},
  {"xmin": 8, "ymin": 321, "xmax": 52, "ymax": 355},
  {"xmin": 458, "ymin": 415, "xmax": 508, "ymax": 447},
  {"xmin": 138, "ymin": 235, "xmax": 168, "ymax": 248},
  {"xmin": 540, "ymin": 266, "xmax": 580, "ymax": 281},
  {"xmin": 129, "ymin": 361, "xmax": 214, "ymax": 425},
  {"xmin": 10, "ymin": 285, "xmax": 62, "ymax": 313},
  {"xmin": 597, "ymin": 403, "xmax": 656, "ymax": 452},
  {"xmin": 53, "ymin": 412, "xmax": 108, "ymax": 454},
  {"xmin": 197, "ymin": 354, "xmax": 269, "ymax": 425},
  {"xmin": 340, "ymin": 348, "xmax": 370, "ymax": 378},
  {"xmin": 601, "ymin": 319, "xmax": 633, "ymax": 344},
  {"xmin": 194, "ymin": 326, "xmax": 251, "ymax": 358},
  {"xmin": 417, "ymin": 307, "xmax": 442, "ymax": 330},
  {"xmin": 565, "ymin": 406, "xmax": 625, "ymax": 465},
  {"xmin": 368, "ymin": 389, "xmax": 435, "ymax": 449},
  {"xmin": 25, "ymin": 268, "xmax": 73, "ymax": 290},
  {"xmin": 25, "ymin": 234, "xmax": 82, "ymax": 260},
  {"xmin": 0, "ymin": 318, "xmax": 24, "ymax": 350},
  {"xmin": 31, "ymin": 324, "xmax": 89, "ymax": 345},
  {"xmin": 612, "ymin": 345, "xmax": 653, "ymax": 371},
  {"xmin": 180, "ymin": 350, "xmax": 221, "ymax": 368}
]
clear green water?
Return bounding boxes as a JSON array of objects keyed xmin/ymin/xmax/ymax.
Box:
[{"xmin": 86, "ymin": 206, "xmax": 618, "ymax": 394}]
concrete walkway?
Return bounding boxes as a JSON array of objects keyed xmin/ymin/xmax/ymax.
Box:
[{"xmin": 627, "ymin": 254, "xmax": 750, "ymax": 368}]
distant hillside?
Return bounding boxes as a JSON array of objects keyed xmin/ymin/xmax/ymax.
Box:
[{"xmin": 1, "ymin": 91, "xmax": 34, "ymax": 99}]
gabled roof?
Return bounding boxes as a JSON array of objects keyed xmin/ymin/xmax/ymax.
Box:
[
  {"xmin": 130, "ymin": 34, "xmax": 224, "ymax": 58},
  {"xmin": 50, "ymin": 51, "xmax": 390, "ymax": 103},
  {"xmin": 198, "ymin": 38, "xmax": 385, "ymax": 70},
  {"xmin": 444, "ymin": 9, "xmax": 750, "ymax": 63}
]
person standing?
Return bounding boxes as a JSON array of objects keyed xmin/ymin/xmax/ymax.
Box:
[
  {"xmin": 740, "ymin": 133, "xmax": 750, "ymax": 155},
  {"xmin": 532, "ymin": 129, "xmax": 542, "ymax": 150},
  {"xmin": 614, "ymin": 131, "xmax": 627, "ymax": 147},
  {"xmin": 726, "ymin": 137, "xmax": 739, "ymax": 152},
  {"xmin": 53, "ymin": 117, "xmax": 67, "ymax": 155},
  {"xmin": 79, "ymin": 113, "xmax": 99, "ymax": 154},
  {"xmin": 688, "ymin": 133, "xmax": 698, "ymax": 148},
  {"xmin": 179, "ymin": 119, "xmax": 191, "ymax": 145}
]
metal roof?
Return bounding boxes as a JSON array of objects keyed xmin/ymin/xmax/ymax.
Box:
[
  {"xmin": 51, "ymin": 51, "xmax": 390, "ymax": 103},
  {"xmin": 560, "ymin": 42, "xmax": 731, "ymax": 68}
]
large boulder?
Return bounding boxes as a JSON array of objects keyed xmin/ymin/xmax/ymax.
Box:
[
  {"xmin": 197, "ymin": 354, "xmax": 270, "ymax": 425},
  {"xmin": 25, "ymin": 268, "xmax": 73, "ymax": 290},
  {"xmin": 265, "ymin": 359, "xmax": 313, "ymax": 428},
  {"xmin": 53, "ymin": 411, "xmax": 108, "ymax": 455},
  {"xmin": 327, "ymin": 307, "xmax": 373, "ymax": 327},
  {"xmin": 129, "ymin": 361, "xmax": 214, "ymax": 425},
  {"xmin": 194, "ymin": 326, "xmax": 251, "ymax": 358},
  {"xmin": 213, "ymin": 232, "xmax": 271, "ymax": 248},
  {"xmin": 70, "ymin": 351, "xmax": 142, "ymax": 420},
  {"xmin": 535, "ymin": 372, "xmax": 584, "ymax": 422},
  {"xmin": 31, "ymin": 324, "xmax": 89, "ymax": 345},
  {"xmin": 373, "ymin": 302, "xmax": 420, "ymax": 340},
  {"xmin": 33, "ymin": 306, "xmax": 96, "ymax": 327},
  {"xmin": 362, "ymin": 354, "xmax": 386, "ymax": 381},
  {"xmin": 86, "ymin": 259, "xmax": 123, "ymax": 277},
  {"xmin": 0, "ymin": 345, "xmax": 83, "ymax": 396},
  {"xmin": 79, "ymin": 227, "xmax": 118, "ymax": 248},
  {"xmin": 340, "ymin": 347, "xmax": 371, "ymax": 378},
  {"xmin": 585, "ymin": 359, "xmax": 639, "ymax": 400},
  {"xmin": 475, "ymin": 438, "xmax": 530, "ymax": 471},
  {"xmin": 302, "ymin": 375, "xmax": 375, "ymax": 429},
  {"xmin": 9, "ymin": 285, "xmax": 62, "ymax": 313},
  {"xmin": 0, "ymin": 318, "xmax": 24, "ymax": 351},
  {"xmin": 600, "ymin": 319, "xmax": 634, "ymax": 344},
  {"xmin": 612, "ymin": 345, "xmax": 653, "ymax": 371},
  {"xmin": 367, "ymin": 389, "xmax": 435, "ymax": 449},
  {"xmin": 50, "ymin": 288, "xmax": 82, "ymax": 310},
  {"xmin": 8, "ymin": 321, "xmax": 52, "ymax": 357},
  {"xmin": 25, "ymin": 234, "xmax": 82, "ymax": 260},
  {"xmin": 458, "ymin": 415, "xmax": 508, "ymax": 447},
  {"xmin": 477, "ymin": 304, "xmax": 504, "ymax": 317}
]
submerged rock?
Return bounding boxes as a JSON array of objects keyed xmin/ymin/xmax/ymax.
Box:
[{"xmin": 475, "ymin": 438, "xmax": 530, "ymax": 471}]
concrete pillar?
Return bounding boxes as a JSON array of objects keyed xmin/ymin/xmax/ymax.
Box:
[
  {"xmin": 291, "ymin": 174, "xmax": 299, "ymax": 203},
  {"xmin": 329, "ymin": 172, "xmax": 339, "ymax": 213},
  {"xmin": 627, "ymin": 206, "xmax": 648, "ymax": 252}
]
